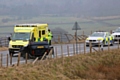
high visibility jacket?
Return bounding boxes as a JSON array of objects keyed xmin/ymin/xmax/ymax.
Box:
[
  {"xmin": 106, "ymin": 37, "xmax": 108, "ymax": 41},
  {"xmin": 48, "ymin": 32, "xmax": 52, "ymax": 40},
  {"xmin": 45, "ymin": 32, "xmax": 52, "ymax": 44}
]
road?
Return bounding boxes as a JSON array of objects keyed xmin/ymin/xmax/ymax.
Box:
[{"xmin": 0, "ymin": 43, "xmax": 119, "ymax": 67}]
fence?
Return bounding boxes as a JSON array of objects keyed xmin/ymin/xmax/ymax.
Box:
[
  {"xmin": 0, "ymin": 32, "xmax": 87, "ymax": 47},
  {"xmin": 0, "ymin": 30, "xmax": 117, "ymax": 68},
  {"xmin": 0, "ymin": 40, "xmax": 119, "ymax": 67},
  {"xmin": 0, "ymin": 37, "xmax": 9, "ymax": 47},
  {"xmin": 0, "ymin": 30, "xmax": 113, "ymax": 47}
]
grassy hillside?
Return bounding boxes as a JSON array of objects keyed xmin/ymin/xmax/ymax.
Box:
[{"xmin": 0, "ymin": 49, "xmax": 120, "ymax": 80}]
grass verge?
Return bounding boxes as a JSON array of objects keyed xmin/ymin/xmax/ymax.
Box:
[{"xmin": 0, "ymin": 49, "xmax": 120, "ymax": 79}]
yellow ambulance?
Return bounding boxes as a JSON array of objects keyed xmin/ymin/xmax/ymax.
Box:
[{"xmin": 8, "ymin": 23, "xmax": 48, "ymax": 56}]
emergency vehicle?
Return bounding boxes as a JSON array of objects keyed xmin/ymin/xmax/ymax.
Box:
[
  {"xmin": 8, "ymin": 23, "xmax": 49, "ymax": 56},
  {"xmin": 111, "ymin": 27, "xmax": 120, "ymax": 43},
  {"xmin": 85, "ymin": 31, "xmax": 114, "ymax": 47}
]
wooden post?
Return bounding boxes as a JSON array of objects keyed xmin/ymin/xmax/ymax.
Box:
[
  {"xmin": 47, "ymin": 48, "xmax": 54, "ymax": 59},
  {"xmin": 10, "ymin": 53, "xmax": 12, "ymax": 65},
  {"xmin": 60, "ymin": 33, "xmax": 62, "ymax": 44},
  {"xmin": 84, "ymin": 41, "xmax": 86, "ymax": 54},
  {"xmin": 17, "ymin": 53, "xmax": 21, "ymax": 66},
  {"xmin": 65, "ymin": 34, "xmax": 70, "ymax": 43},
  {"xmin": 118, "ymin": 39, "xmax": 119, "ymax": 49},
  {"xmin": 25, "ymin": 53, "xmax": 28, "ymax": 64},
  {"xmin": 0, "ymin": 54, "xmax": 2, "ymax": 67},
  {"xmin": 79, "ymin": 43, "xmax": 81, "ymax": 54},
  {"xmin": 73, "ymin": 43, "xmax": 75, "ymax": 55},
  {"xmin": 61, "ymin": 44, "xmax": 63, "ymax": 58},
  {"xmin": 6, "ymin": 54, "xmax": 8, "ymax": 67},
  {"xmin": 55, "ymin": 47, "xmax": 58, "ymax": 58},
  {"xmin": 32, "ymin": 57, "xmax": 39, "ymax": 65},
  {"xmin": 98, "ymin": 41, "xmax": 100, "ymax": 51},
  {"xmin": 108, "ymin": 41, "xmax": 110, "ymax": 51},
  {"xmin": 67, "ymin": 45, "xmax": 70, "ymax": 57},
  {"xmin": 40, "ymin": 52, "xmax": 47, "ymax": 60},
  {"xmin": 58, "ymin": 35, "xmax": 60, "ymax": 44},
  {"xmin": 90, "ymin": 42, "xmax": 92, "ymax": 53}
]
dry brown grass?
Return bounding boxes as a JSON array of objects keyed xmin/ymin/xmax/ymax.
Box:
[
  {"xmin": 0, "ymin": 49, "xmax": 120, "ymax": 80},
  {"xmin": 0, "ymin": 47, "xmax": 8, "ymax": 51}
]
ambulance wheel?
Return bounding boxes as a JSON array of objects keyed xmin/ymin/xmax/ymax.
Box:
[
  {"xmin": 110, "ymin": 41, "xmax": 114, "ymax": 46},
  {"xmin": 9, "ymin": 52, "xmax": 14, "ymax": 57}
]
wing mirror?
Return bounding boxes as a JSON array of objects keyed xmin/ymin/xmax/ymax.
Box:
[{"xmin": 8, "ymin": 37, "xmax": 11, "ymax": 41}]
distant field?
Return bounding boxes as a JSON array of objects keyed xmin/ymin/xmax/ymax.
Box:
[{"xmin": 0, "ymin": 16, "xmax": 120, "ymax": 37}]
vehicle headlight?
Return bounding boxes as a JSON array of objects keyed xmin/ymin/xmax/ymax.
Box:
[
  {"xmin": 86, "ymin": 38, "xmax": 89, "ymax": 41},
  {"xmin": 85, "ymin": 39, "xmax": 89, "ymax": 42},
  {"xmin": 97, "ymin": 39, "xmax": 103, "ymax": 42},
  {"xmin": 86, "ymin": 38, "xmax": 89, "ymax": 40},
  {"xmin": 24, "ymin": 44, "xmax": 28, "ymax": 47}
]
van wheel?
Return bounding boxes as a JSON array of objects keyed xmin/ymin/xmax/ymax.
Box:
[
  {"xmin": 51, "ymin": 48, "xmax": 54, "ymax": 58},
  {"xmin": 110, "ymin": 41, "xmax": 114, "ymax": 46},
  {"xmin": 22, "ymin": 52, "xmax": 30, "ymax": 59},
  {"xmin": 9, "ymin": 52, "xmax": 14, "ymax": 57},
  {"xmin": 86, "ymin": 45, "xmax": 89, "ymax": 47}
]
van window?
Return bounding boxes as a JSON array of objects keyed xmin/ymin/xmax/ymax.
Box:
[
  {"xmin": 42, "ymin": 30, "xmax": 45, "ymax": 35},
  {"xmin": 39, "ymin": 31, "xmax": 41, "ymax": 37}
]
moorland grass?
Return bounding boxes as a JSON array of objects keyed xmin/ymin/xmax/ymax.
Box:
[{"xmin": 0, "ymin": 49, "xmax": 120, "ymax": 80}]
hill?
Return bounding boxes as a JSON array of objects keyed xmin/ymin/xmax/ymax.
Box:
[{"xmin": 0, "ymin": 49, "xmax": 120, "ymax": 80}]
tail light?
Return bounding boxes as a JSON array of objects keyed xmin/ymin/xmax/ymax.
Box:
[
  {"xmin": 46, "ymin": 49, "xmax": 49, "ymax": 53},
  {"xmin": 32, "ymin": 50, "xmax": 35, "ymax": 55}
]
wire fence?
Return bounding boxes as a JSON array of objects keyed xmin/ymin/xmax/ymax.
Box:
[
  {"xmin": 0, "ymin": 40, "xmax": 119, "ymax": 68},
  {"xmin": 0, "ymin": 33, "xmax": 87, "ymax": 47}
]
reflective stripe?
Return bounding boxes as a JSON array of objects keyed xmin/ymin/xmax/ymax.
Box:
[
  {"xmin": 35, "ymin": 37, "xmax": 43, "ymax": 42},
  {"xmin": 106, "ymin": 37, "xmax": 108, "ymax": 41},
  {"xmin": 110, "ymin": 36, "xmax": 112, "ymax": 40}
]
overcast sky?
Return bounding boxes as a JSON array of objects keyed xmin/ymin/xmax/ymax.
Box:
[{"xmin": 0, "ymin": 0, "xmax": 120, "ymax": 17}]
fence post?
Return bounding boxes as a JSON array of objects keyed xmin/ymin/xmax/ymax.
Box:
[
  {"xmin": 65, "ymin": 34, "xmax": 70, "ymax": 43},
  {"xmin": 90, "ymin": 42, "xmax": 92, "ymax": 53},
  {"xmin": 67, "ymin": 45, "xmax": 70, "ymax": 57},
  {"xmin": 58, "ymin": 35, "xmax": 60, "ymax": 44},
  {"xmin": 40, "ymin": 52, "xmax": 47, "ymax": 61},
  {"xmin": 55, "ymin": 47, "xmax": 58, "ymax": 58},
  {"xmin": 17, "ymin": 53, "xmax": 21, "ymax": 66},
  {"xmin": 61, "ymin": 44, "xmax": 63, "ymax": 58},
  {"xmin": 79, "ymin": 43, "xmax": 81, "ymax": 54},
  {"xmin": 98, "ymin": 41, "xmax": 100, "ymax": 51},
  {"xmin": 25, "ymin": 53, "xmax": 28, "ymax": 64},
  {"xmin": 6, "ymin": 54, "xmax": 8, "ymax": 67},
  {"xmin": 108, "ymin": 41, "xmax": 110, "ymax": 51},
  {"xmin": 10, "ymin": 53, "xmax": 12, "ymax": 65},
  {"xmin": 118, "ymin": 39, "xmax": 119, "ymax": 49},
  {"xmin": 32, "ymin": 57, "xmax": 39, "ymax": 65},
  {"xmin": 84, "ymin": 41, "xmax": 86, "ymax": 54},
  {"xmin": 73, "ymin": 43, "xmax": 75, "ymax": 55},
  {"xmin": 0, "ymin": 54, "xmax": 2, "ymax": 67}
]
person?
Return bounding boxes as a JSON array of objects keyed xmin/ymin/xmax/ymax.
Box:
[{"xmin": 47, "ymin": 29, "xmax": 53, "ymax": 45}]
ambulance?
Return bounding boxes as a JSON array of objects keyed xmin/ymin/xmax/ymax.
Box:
[{"xmin": 8, "ymin": 23, "xmax": 48, "ymax": 56}]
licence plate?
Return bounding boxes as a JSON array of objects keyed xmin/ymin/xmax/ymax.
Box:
[
  {"xmin": 37, "ymin": 46, "xmax": 44, "ymax": 48},
  {"xmin": 14, "ymin": 51, "xmax": 19, "ymax": 52}
]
